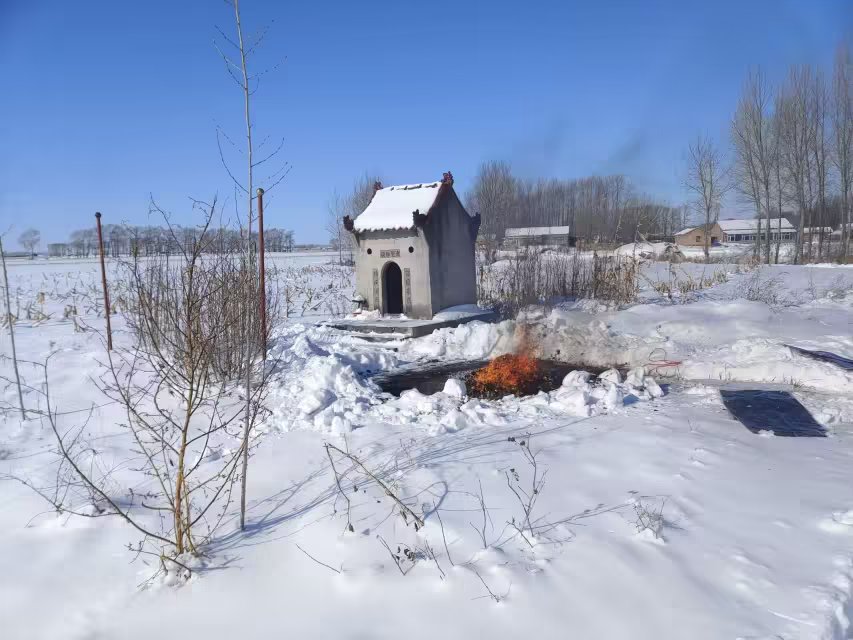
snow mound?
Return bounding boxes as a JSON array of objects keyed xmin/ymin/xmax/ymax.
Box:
[
  {"xmin": 615, "ymin": 242, "xmax": 683, "ymax": 261},
  {"xmin": 265, "ymin": 324, "xmax": 666, "ymax": 434},
  {"xmin": 442, "ymin": 377, "xmax": 466, "ymax": 398}
]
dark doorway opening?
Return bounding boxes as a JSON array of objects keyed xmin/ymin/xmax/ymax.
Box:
[{"xmin": 383, "ymin": 262, "xmax": 403, "ymax": 314}]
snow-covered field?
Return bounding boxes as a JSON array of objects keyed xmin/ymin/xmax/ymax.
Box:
[{"xmin": 2, "ymin": 252, "xmax": 853, "ymax": 639}]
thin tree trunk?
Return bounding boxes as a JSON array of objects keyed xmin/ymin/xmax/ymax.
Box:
[
  {"xmin": 764, "ymin": 186, "xmax": 771, "ymax": 264},
  {"xmin": 233, "ymin": 0, "xmax": 254, "ymax": 532},
  {"xmin": 754, "ymin": 217, "xmax": 762, "ymax": 260},
  {"xmin": 844, "ymin": 189, "xmax": 851, "ymax": 260},
  {"xmin": 0, "ymin": 236, "xmax": 26, "ymax": 419}
]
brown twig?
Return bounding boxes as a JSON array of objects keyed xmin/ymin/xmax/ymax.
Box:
[
  {"xmin": 295, "ymin": 543, "xmax": 342, "ymax": 574},
  {"xmin": 325, "ymin": 443, "xmax": 425, "ymax": 529}
]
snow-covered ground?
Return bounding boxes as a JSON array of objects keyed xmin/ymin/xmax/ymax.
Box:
[{"xmin": 2, "ymin": 254, "xmax": 853, "ymax": 639}]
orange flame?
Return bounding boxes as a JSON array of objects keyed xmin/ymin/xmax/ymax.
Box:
[{"xmin": 470, "ymin": 353, "xmax": 541, "ymax": 396}]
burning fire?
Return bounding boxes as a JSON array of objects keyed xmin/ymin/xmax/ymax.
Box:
[{"xmin": 469, "ymin": 353, "xmax": 541, "ymax": 397}]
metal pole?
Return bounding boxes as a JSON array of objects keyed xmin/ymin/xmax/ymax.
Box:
[
  {"xmin": 95, "ymin": 212, "xmax": 113, "ymax": 350},
  {"xmin": 257, "ymin": 188, "xmax": 267, "ymax": 356},
  {"xmin": 0, "ymin": 235, "xmax": 26, "ymax": 419}
]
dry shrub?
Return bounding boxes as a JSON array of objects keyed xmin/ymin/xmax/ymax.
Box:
[
  {"xmin": 277, "ymin": 263, "xmax": 353, "ymax": 318},
  {"xmin": 734, "ymin": 268, "xmax": 802, "ymax": 309},
  {"xmin": 124, "ymin": 247, "xmax": 278, "ymax": 381},
  {"xmin": 650, "ymin": 265, "xmax": 729, "ymax": 301},
  {"xmin": 478, "ymin": 249, "xmax": 639, "ymax": 316},
  {"xmin": 57, "ymin": 204, "xmax": 277, "ymax": 561}
]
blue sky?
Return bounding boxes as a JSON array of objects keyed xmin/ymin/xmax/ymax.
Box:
[{"xmin": 1, "ymin": 0, "xmax": 850, "ymax": 248}]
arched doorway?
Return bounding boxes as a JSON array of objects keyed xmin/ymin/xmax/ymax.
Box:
[{"xmin": 383, "ymin": 262, "xmax": 403, "ymax": 314}]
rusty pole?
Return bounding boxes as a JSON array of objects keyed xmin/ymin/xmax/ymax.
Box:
[
  {"xmin": 257, "ymin": 188, "xmax": 267, "ymax": 356},
  {"xmin": 94, "ymin": 212, "xmax": 113, "ymax": 350}
]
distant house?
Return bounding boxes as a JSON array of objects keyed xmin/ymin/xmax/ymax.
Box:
[
  {"xmin": 674, "ymin": 222, "xmax": 723, "ymax": 247},
  {"xmin": 503, "ymin": 226, "xmax": 574, "ymax": 248},
  {"xmin": 675, "ymin": 218, "xmax": 796, "ymax": 246},
  {"xmin": 344, "ymin": 172, "xmax": 480, "ymax": 319},
  {"xmin": 717, "ymin": 218, "xmax": 796, "ymax": 243}
]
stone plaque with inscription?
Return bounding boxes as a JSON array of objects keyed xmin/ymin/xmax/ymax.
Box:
[{"xmin": 403, "ymin": 268, "xmax": 412, "ymax": 312}]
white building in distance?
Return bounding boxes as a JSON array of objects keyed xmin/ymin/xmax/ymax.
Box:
[
  {"xmin": 675, "ymin": 218, "xmax": 796, "ymax": 246},
  {"xmin": 503, "ymin": 226, "xmax": 573, "ymax": 248}
]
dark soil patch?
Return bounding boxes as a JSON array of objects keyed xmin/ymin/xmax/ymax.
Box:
[{"xmin": 373, "ymin": 359, "xmax": 617, "ymax": 398}]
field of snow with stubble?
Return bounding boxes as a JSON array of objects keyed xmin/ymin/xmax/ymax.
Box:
[{"xmin": 2, "ymin": 251, "xmax": 853, "ymax": 640}]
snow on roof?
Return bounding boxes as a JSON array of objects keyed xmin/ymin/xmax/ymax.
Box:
[
  {"xmin": 717, "ymin": 218, "xmax": 795, "ymax": 232},
  {"xmin": 504, "ymin": 226, "xmax": 571, "ymax": 237},
  {"xmin": 802, "ymin": 226, "xmax": 833, "ymax": 233},
  {"xmin": 353, "ymin": 182, "xmax": 442, "ymax": 232},
  {"xmin": 677, "ymin": 219, "xmax": 796, "ymax": 235}
]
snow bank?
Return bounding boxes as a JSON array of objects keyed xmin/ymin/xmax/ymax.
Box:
[
  {"xmin": 4, "ymin": 258, "xmax": 853, "ymax": 640},
  {"xmin": 266, "ymin": 325, "xmax": 399, "ymax": 433},
  {"xmin": 264, "ymin": 321, "xmax": 668, "ymax": 434},
  {"xmin": 432, "ymin": 303, "xmax": 488, "ymax": 321},
  {"xmin": 401, "ymin": 319, "xmax": 517, "ymax": 360},
  {"xmin": 400, "ymin": 267, "xmax": 853, "ymax": 393},
  {"xmin": 614, "ymin": 242, "xmax": 682, "ymax": 260},
  {"xmin": 261, "ymin": 264, "xmax": 852, "ymax": 438},
  {"xmin": 263, "ymin": 265, "xmax": 851, "ymax": 435}
]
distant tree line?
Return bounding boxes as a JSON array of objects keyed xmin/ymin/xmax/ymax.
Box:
[
  {"xmin": 330, "ymin": 43, "xmax": 850, "ymax": 267},
  {"xmin": 328, "ymin": 167, "xmax": 686, "ymax": 264},
  {"xmin": 466, "ymin": 161, "xmax": 687, "ymax": 258},
  {"xmin": 467, "ymin": 41, "xmax": 851, "ymax": 265},
  {"xmin": 47, "ymin": 224, "xmax": 295, "ymax": 258}
]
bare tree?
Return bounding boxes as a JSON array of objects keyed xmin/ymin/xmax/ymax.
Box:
[
  {"xmin": 608, "ymin": 175, "xmax": 629, "ymax": 243},
  {"xmin": 15, "ymin": 203, "xmax": 277, "ymax": 572},
  {"xmin": 109, "ymin": 204, "xmax": 255, "ymax": 557},
  {"xmin": 467, "ymin": 160, "xmax": 517, "ymax": 262},
  {"xmin": 833, "ymin": 42, "xmax": 852, "ymax": 259},
  {"xmin": 327, "ymin": 173, "xmax": 380, "ymax": 265},
  {"xmin": 232, "ymin": 0, "xmax": 255, "ymax": 534},
  {"xmin": 215, "ymin": 0, "xmax": 288, "ymax": 531},
  {"xmin": 731, "ymin": 69, "xmax": 774, "ymax": 263},
  {"xmin": 771, "ymin": 99, "xmax": 786, "ymax": 264},
  {"xmin": 811, "ymin": 70, "xmax": 830, "ymax": 260},
  {"xmin": 685, "ymin": 136, "xmax": 729, "ymax": 262},
  {"xmin": 18, "ymin": 228, "xmax": 40, "ymax": 259},
  {"xmin": 345, "ymin": 172, "xmax": 383, "ymax": 220},
  {"xmin": 326, "ymin": 190, "xmax": 354, "ymax": 265},
  {"xmin": 326, "ymin": 190, "xmax": 345, "ymax": 264},
  {"xmin": 778, "ymin": 66, "xmax": 816, "ymax": 264}
]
